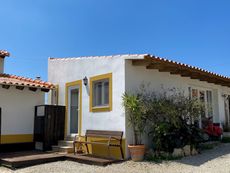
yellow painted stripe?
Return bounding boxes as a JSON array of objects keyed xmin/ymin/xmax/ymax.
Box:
[{"xmin": 1, "ymin": 134, "xmax": 33, "ymax": 144}]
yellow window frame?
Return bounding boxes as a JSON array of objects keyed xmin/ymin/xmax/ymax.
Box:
[{"xmin": 89, "ymin": 73, "xmax": 112, "ymax": 112}]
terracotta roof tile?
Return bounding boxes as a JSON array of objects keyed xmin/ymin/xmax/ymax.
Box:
[{"xmin": 0, "ymin": 73, "xmax": 55, "ymax": 89}]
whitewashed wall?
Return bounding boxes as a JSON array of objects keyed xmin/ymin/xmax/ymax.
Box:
[
  {"xmin": 0, "ymin": 86, "xmax": 44, "ymax": 135},
  {"xmin": 125, "ymin": 59, "xmax": 230, "ymax": 148},
  {"xmin": 48, "ymin": 56, "xmax": 126, "ymax": 135},
  {"xmin": 48, "ymin": 55, "xmax": 230, "ymax": 158}
]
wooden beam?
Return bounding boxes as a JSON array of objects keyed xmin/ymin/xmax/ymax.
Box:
[
  {"xmin": 29, "ymin": 87, "xmax": 37, "ymax": 92},
  {"xmin": 170, "ymin": 70, "xmax": 182, "ymax": 75},
  {"xmin": 41, "ymin": 88, "xmax": 50, "ymax": 92},
  {"xmin": 2, "ymin": 85, "xmax": 10, "ymax": 89},
  {"xmin": 181, "ymin": 73, "xmax": 193, "ymax": 77},
  {"xmin": 16, "ymin": 86, "xmax": 24, "ymax": 90},
  {"xmin": 132, "ymin": 60, "xmax": 152, "ymax": 66},
  {"xmin": 146, "ymin": 64, "xmax": 164, "ymax": 69},
  {"xmin": 158, "ymin": 68, "xmax": 176, "ymax": 72},
  {"xmin": 170, "ymin": 70, "xmax": 190, "ymax": 75}
]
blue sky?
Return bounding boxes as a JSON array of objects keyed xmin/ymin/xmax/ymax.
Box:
[{"xmin": 0, "ymin": 0, "xmax": 230, "ymax": 81}]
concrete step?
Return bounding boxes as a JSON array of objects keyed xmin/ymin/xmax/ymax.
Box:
[
  {"xmin": 58, "ymin": 140, "xmax": 74, "ymax": 147},
  {"xmin": 52, "ymin": 145, "xmax": 74, "ymax": 154}
]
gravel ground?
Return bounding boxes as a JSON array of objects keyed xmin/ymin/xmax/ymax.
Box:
[{"xmin": 1, "ymin": 143, "xmax": 230, "ymax": 173}]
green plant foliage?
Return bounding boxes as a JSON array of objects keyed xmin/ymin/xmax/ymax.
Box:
[
  {"xmin": 122, "ymin": 86, "xmax": 207, "ymax": 155},
  {"xmin": 122, "ymin": 93, "xmax": 147, "ymax": 145}
]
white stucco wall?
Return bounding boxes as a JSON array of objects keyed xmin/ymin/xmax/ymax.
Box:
[
  {"xmin": 124, "ymin": 59, "xmax": 230, "ymax": 147},
  {"xmin": 0, "ymin": 86, "xmax": 44, "ymax": 135},
  {"xmin": 48, "ymin": 55, "xmax": 230, "ymax": 158},
  {"xmin": 48, "ymin": 56, "xmax": 126, "ymax": 136}
]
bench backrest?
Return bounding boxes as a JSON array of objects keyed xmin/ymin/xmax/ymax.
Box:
[{"xmin": 85, "ymin": 130, "xmax": 123, "ymax": 139}]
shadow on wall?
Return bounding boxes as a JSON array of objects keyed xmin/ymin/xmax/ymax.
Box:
[{"xmin": 175, "ymin": 143, "xmax": 230, "ymax": 166}]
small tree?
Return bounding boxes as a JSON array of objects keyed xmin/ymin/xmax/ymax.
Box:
[
  {"xmin": 122, "ymin": 93, "xmax": 147, "ymax": 145},
  {"xmin": 140, "ymin": 88, "xmax": 205, "ymax": 154}
]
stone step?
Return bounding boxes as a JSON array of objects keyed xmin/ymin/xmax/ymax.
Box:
[
  {"xmin": 52, "ymin": 145, "xmax": 74, "ymax": 154},
  {"xmin": 58, "ymin": 140, "xmax": 74, "ymax": 147}
]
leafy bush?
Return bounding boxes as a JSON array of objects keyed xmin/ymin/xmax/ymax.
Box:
[
  {"xmin": 142, "ymin": 89, "xmax": 206, "ymax": 155},
  {"xmin": 123, "ymin": 86, "xmax": 207, "ymax": 155}
]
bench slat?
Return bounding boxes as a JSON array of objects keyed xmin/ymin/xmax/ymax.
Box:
[
  {"xmin": 75, "ymin": 141, "xmax": 121, "ymax": 146},
  {"xmin": 86, "ymin": 130, "xmax": 123, "ymax": 138}
]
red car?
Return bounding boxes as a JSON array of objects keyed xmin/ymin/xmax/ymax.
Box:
[{"xmin": 202, "ymin": 116, "xmax": 223, "ymax": 140}]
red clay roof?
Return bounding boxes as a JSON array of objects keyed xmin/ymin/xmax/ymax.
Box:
[
  {"xmin": 0, "ymin": 73, "xmax": 55, "ymax": 89},
  {"xmin": 0, "ymin": 50, "xmax": 10, "ymax": 57}
]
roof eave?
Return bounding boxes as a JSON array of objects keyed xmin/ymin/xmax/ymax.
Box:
[
  {"xmin": 0, "ymin": 83, "xmax": 55, "ymax": 91},
  {"xmin": 131, "ymin": 54, "xmax": 230, "ymax": 88}
]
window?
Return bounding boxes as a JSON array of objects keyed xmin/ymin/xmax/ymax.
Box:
[
  {"xmin": 192, "ymin": 89, "xmax": 198, "ymax": 98},
  {"xmin": 189, "ymin": 87, "xmax": 213, "ymax": 118},
  {"xmin": 93, "ymin": 79, "xmax": 109, "ymax": 107},
  {"xmin": 206, "ymin": 90, "xmax": 213, "ymax": 117},
  {"xmin": 90, "ymin": 73, "xmax": 112, "ymax": 112}
]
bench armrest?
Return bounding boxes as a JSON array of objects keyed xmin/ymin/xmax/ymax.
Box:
[{"xmin": 74, "ymin": 135, "xmax": 85, "ymax": 142}]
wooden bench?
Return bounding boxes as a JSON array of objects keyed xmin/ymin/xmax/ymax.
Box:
[{"xmin": 73, "ymin": 130, "xmax": 124, "ymax": 159}]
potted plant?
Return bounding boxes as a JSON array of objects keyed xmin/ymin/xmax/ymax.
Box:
[{"xmin": 122, "ymin": 93, "xmax": 147, "ymax": 161}]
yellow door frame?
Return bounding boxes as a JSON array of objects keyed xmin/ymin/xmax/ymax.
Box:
[{"xmin": 65, "ymin": 80, "xmax": 82, "ymax": 137}]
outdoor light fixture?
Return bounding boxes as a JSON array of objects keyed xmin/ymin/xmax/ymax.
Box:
[{"xmin": 83, "ymin": 76, "xmax": 88, "ymax": 86}]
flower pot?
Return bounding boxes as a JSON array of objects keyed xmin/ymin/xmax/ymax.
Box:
[{"xmin": 128, "ymin": 144, "xmax": 145, "ymax": 161}]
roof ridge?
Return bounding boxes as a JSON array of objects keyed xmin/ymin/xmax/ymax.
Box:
[{"xmin": 49, "ymin": 54, "xmax": 148, "ymax": 60}]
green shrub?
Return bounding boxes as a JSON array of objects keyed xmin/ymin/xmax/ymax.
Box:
[{"xmin": 122, "ymin": 86, "xmax": 206, "ymax": 156}]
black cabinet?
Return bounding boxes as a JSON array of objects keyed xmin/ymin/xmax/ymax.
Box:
[{"xmin": 34, "ymin": 105, "xmax": 65, "ymax": 151}]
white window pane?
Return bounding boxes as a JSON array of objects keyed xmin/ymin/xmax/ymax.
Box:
[
  {"xmin": 97, "ymin": 83, "xmax": 102, "ymax": 106},
  {"xmin": 93, "ymin": 82, "xmax": 102, "ymax": 106},
  {"xmin": 206, "ymin": 90, "xmax": 213, "ymax": 116},
  {"xmin": 93, "ymin": 79, "xmax": 109, "ymax": 107},
  {"xmin": 104, "ymin": 81, "xmax": 109, "ymax": 105}
]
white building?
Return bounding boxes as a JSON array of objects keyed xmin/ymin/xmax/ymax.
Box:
[
  {"xmin": 48, "ymin": 54, "xmax": 230, "ymax": 158},
  {"xmin": 0, "ymin": 50, "xmax": 55, "ymax": 149}
]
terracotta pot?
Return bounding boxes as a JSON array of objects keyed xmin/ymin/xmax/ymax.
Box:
[{"xmin": 128, "ymin": 144, "xmax": 145, "ymax": 161}]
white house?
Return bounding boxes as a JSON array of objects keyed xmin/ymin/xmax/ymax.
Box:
[
  {"xmin": 48, "ymin": 54, "xmax": 230, "ymax": 158},
  {"xmin": 0, "ymin": 50, "xmax": 55, "ymax": 149}
]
